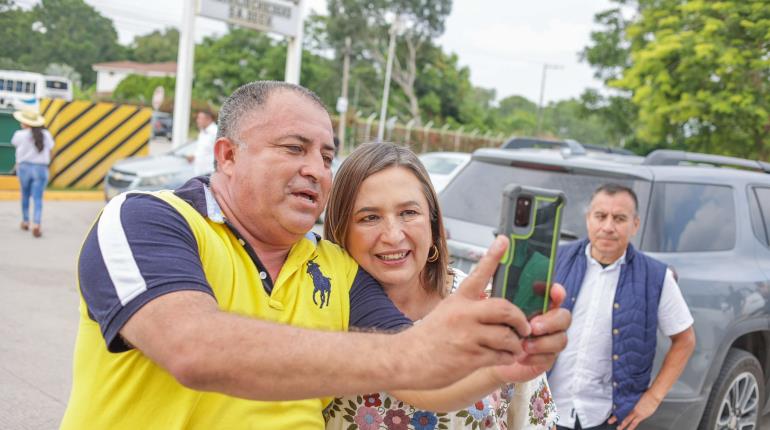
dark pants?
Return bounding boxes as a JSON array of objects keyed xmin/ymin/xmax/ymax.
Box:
[{"xmin": 557, "ymin": 416, "xmax": 617, "ymax": 430}]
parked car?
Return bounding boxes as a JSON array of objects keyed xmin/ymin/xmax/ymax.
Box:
[
  {"xmin": 418, "ymin": 151, "xmax": 471, "ymax": 192},
  {"xmin": 151, "ymin": 111, "xmax": 173, "ymax": 140},
  {"xmin": 103, "ymin": 142, "xmax": 196, "ymax": 200},
  {"xmin": 439, "ymin": 144, "xmax": 770, "ymax": 430}
]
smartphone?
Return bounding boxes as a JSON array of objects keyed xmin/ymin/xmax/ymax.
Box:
[{"xmin": 491, "ymin": 184, "xmax": 566, "ymax": 319}]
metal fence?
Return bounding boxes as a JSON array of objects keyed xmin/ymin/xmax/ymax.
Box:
[{"xmin": 336, "ymin": 113, "xmax": 507, "ymax": 155}]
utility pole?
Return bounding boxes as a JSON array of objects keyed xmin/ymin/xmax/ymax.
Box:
[
  {"xmin": 377, "ymin": 15, "xmax": 401, "ymax": 142},
  {"xmin": 535, "ymin": 63, "xmax": 563, "ymax": 136},
  {"xmin": 337, "ymin": 37, "xmax": 351, "ymax": 152}
]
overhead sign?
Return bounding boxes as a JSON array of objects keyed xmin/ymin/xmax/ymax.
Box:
[{"xmin": 198, "ymin": 0, "xmax": 300, "ymax": 38}]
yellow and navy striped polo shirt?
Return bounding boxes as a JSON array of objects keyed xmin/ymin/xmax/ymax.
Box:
[{"xmin": 62, "ymin": 177, "xmax": 409, "ymax": 429}]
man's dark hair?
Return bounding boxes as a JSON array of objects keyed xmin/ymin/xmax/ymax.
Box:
[
  {"xmin": 217, "ymin": 81, "xmax": 327, "ymax": 142},
  {"xmin": 592, "ymin": 183, "xmax": 639, "ymax": 214}
]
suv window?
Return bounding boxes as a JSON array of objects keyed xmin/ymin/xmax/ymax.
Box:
[
  {"xmin": 440, "ymin": 160, "xmax": 648, "ymax": 239},
  {"xmin": 749, "ymin": 187, "xmax": 770, "ymax": 246},
  {"xmin": 642, "ymin": 182, "xmax": 735, "ymax": 252}
]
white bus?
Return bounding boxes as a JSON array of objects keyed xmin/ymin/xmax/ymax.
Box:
[{"xmin": 0, "ymin": 70, "xmax": 73, "ymax": 110}]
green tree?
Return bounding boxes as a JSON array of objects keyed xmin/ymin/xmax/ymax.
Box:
[
  {"xmin": 112, "ymin": 74, "xmax": 175, "ymax": 105},
  {"xmin": 0, "ymin": 1, "xmax": 41, "ymax": 71},
  {"xmin": 609, "ymin": 0, "xmax": 770, "ymax": 159},
  {"xmin": 30, "ymin": 0, "xmax": 124, "ymax": 85},
  {"xmin": 579, "ymin": 3, "xmax": 642, "ymax": 150},
  {"xmin": 494, "ymin": 95, "xmax": 538, "ymax": 135},
  {"xmin": 324, "ymin": 0, "xmax": 453, "ymax": 125},
  {"xmin": 0, "ymin": 0, "xmax": 122, "ymax": 85},
  {"xmin": 129, "ymin": 28, "xmax": 179, "ymax": 63},
  {"xmin": 542, "ymin": 99, "xmax": 614, "ymax": 146},
  {"xmin": 192, "ymin": 28, "xmax": 338, "ymax": 108}
]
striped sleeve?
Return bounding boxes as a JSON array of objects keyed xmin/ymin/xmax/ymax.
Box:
[
  {"xmin": 348, "ymin": 268, "xmax": 412, "ymax": 331},
  {"xmin": 78, "ymin": 193, "xmax": 214, "ymax": 352}
]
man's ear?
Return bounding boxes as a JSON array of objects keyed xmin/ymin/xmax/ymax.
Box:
[{"xmin": 214, "ymin": 137, "xmax": 238, "ymax": 175}]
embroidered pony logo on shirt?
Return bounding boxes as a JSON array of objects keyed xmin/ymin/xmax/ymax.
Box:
[{"xmin": 307, "ymin": 257, "xmax": 331, "ymax": 309}]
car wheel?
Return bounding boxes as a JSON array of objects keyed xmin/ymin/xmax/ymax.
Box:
[{"xmin": 698, "ymin": 348, "xmax": 764, "ymax": 430}]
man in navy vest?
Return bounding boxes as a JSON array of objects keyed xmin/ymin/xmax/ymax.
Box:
[{"xmin": 550, "ymin": 184, "xmax": 696, "ymax": 430}]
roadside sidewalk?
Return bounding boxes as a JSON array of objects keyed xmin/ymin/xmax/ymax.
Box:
[
  {"xmin": 0, "ymin": 189, "xmax": 103, "ymax": 201},
  {"xmin": 0, "ymin": 173, "xmax": 102, "ymax": 201}
]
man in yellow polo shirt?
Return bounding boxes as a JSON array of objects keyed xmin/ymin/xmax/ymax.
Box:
[{"xmin": 62, "ymin": 81, "xmax": 569, "ymax": 429}]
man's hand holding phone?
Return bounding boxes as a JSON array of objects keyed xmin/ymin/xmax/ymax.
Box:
[{"xmin": 490, "ymin": 282, "xmax": 570, "ymax": 384}]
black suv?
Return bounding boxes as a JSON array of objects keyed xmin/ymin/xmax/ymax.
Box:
[{"xmin": 440, "ymin": 146, "xmax": 770, "ymax": 429}]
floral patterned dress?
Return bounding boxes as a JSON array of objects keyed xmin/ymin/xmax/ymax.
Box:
[{"xmin": 323, "ymin": 270, "xmax": 558, "ymax": 430}]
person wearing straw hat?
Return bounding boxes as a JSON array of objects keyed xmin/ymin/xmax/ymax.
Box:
[{"xmin": 11, "ymin": 108, "xmax": 54, "ymax": 238}]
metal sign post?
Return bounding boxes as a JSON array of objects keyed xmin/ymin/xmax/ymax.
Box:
[
  {"xmin": 284, "ymin": 0, "xmax": 305, "ymax": 84},
  {"xmin": 198, "ymin": 0, "xmax": 304, "ymax": 83},
  {"xmin": 171, "ymin": 0, "xmax": 196, "ymax": 149},
  {"xmin": 172, "ymin": 0, "xmax": 305, "ymax": 147}
]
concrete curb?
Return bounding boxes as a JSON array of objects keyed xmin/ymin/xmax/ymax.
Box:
[
  {"xmin": 0, "ymin": 190, "xmax": 104, "ymax": 201},
  {"xmin": 1, "ymin": 176, "xmax": 104, "ymax": 201}
]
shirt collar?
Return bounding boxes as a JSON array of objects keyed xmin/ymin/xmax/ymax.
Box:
[
  {"xmin": 174, "ymin": 176, "xmax": 218, "ymax": 220},
  {"xmin": 173, "ymin": 175, "xmax": 319, "ymax": 247},
  {"xmin": 585, "ymin": 243, "xmax": 626, "ymax": 270}
]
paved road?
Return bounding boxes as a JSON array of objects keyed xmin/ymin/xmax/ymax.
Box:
[
  {"xmin": 1, "ymin": 199, "xmax": 768, "ymax": 429},
  {"xmin": 0, "ymin": 200, "xmax": 103, "ymax": 429}
]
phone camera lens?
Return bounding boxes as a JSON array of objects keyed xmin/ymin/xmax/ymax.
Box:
[{"xmin": 514, "ymin": 196, "xmax": 532, "ymax": 227}]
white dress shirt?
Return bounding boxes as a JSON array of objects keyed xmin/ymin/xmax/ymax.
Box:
[
  {"xmin": 549, "ymin": 245, "xmax": 694, "ymax": 429},
  {"xmin": 193, "ymin": 122, "xmax": 218, "ymax": 176}
]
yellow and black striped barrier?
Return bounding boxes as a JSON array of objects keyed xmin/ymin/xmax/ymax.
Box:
[{"xmin": 40, "ymin": 98, "xmax": 151, "ymax": 189}]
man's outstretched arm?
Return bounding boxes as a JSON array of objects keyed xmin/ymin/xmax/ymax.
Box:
[{"xmin": 119, "ymin": 236, "xmax": 529, "ymax": 401}]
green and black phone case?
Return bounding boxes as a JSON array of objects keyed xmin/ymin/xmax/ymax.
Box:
[{"xmin": 491, "ymin": 184, "xmax": 566, "ymax": 319}]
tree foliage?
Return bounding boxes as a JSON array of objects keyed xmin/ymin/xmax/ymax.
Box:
[
  {"xmin": 0, "ymin": 0, "xmax": 123, "ymax": 85},
  {"xmin": 129, "ymin": 27, "xmax": 179, "ymax": 63},
  {"xmin": 193, "ymin": 28, "xmax": 338, "ymax": 107},
  {"xmin": 32, "ymin": 0, "xmax": 123, "ymax": 85},
  {"xmin": 0, "ymin": 0, "xmax": 616, "ymax": 147},
  {"xmin": 112, "ymin": 75, "xmax": 175, "ymax": 105},
  {"xmin": 324, "ymin": 0, "xmax": 452, "ymax": 125},
  {"xmin": 584, "ymin": 0, "xmax": 770, "ymax": 159}
]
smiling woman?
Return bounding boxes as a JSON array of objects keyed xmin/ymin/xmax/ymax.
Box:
[{"xmin": 323, "ymin": 142, "xmax": 558, "ymax": 430}]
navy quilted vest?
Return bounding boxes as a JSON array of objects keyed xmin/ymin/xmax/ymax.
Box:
[{"xmin": 554, "ymin": 239, "xmax": 667, "ymax": 422}]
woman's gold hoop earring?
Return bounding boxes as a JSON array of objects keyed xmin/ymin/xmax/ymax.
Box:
[{"xmin": 427, "ymin": 245, "xmax": 439, "ymax": 263}]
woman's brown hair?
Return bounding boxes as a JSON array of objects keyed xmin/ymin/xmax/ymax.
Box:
[{"xmin": 324, "ymin": 142, "xmax": 451, "ymax": 297}]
